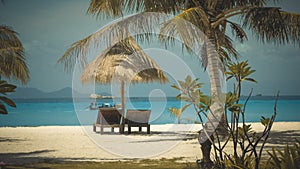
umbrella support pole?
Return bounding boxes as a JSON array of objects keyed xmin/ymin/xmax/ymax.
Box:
[{"xmin": 120, "ymin": 81, "xmax": 125, "ymax": 133}]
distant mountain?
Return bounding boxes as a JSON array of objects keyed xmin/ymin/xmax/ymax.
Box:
[
  {"xmin": 9, "ymin": 87, "xmax": 47, "ymax": 99},
  {"xmin": 47, "ymin": 87, "xmax": 83, "ymax": 98},
  {"xmin": 9, "ymin": 87, "xmax": 91, "ymax": 99}
]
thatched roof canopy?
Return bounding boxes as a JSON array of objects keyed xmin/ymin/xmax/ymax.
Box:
[{"xmin": 80, "ymin": 36, "xmax": 168, "ymax": 84}]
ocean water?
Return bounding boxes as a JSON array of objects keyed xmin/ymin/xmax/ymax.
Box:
[{"xmin": 0, "ymin": 97, "xmax": 299, "ymax": 127}]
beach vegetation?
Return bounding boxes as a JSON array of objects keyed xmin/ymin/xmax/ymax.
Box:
[
  {"xmin": 168, "ymin": 104, "xmax": 190, "ymax": 124},
  {"xmin": 225, "ymin": 61, "xmax": 257, "ymax": 100},
  {"xmin": 0, "ymin": 78, "xmax": 16, "ymax": 114},
  {"xmin": 59, "ymin": 1, "xmax": 300, "ymax": 168},
  {"xmin": 1, "ymin": 2, "xmax": 30, "ymax": 115},
  {"xmin": 219, "ymin": 62, "xmax": 278, "ymax": 169},
  {"xmin": 173, "ymin": 61, "xmax": 280, "ymax": 169},
  {"xmin": 0, "ymin": 24, "xmax": 29, "ymax": 115},
  {"xmin": 0, "ymin": 25, "xmax": 29, "ymax": 84},
  {"xmin": 264, "ymin": 140, "xmax": 300, "ymax": 169},
  {"xmin": 171, "ymin": 75, "xmax": 210, "ymax": 124}
]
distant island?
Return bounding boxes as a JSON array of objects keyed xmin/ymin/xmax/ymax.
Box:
[
  {"xmin": 9, "ymin": 87, "xmax": 111, "ymax": 99},
  {"xmin": 9, "ymin": 87, "xmax": 300, "ymax": 100}
]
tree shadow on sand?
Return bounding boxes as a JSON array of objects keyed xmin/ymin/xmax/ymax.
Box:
[
  {"xmin": 263, "ymin": 130, "xmax": 300, "ymax": 149},
  {"xmin": 0, "ymin": 150, "xmax": 55, "ymax": 164},
  {"xmin": 0, "ymin": 150, "xmax": 124, "ymax": 167},
  {"xmin": 0, "ymin": 137, "xmax": 26, "ymax": 143}
]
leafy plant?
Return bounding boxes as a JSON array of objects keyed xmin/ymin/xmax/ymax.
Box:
[
  {"xmin": 0, "ymin": 78, "xmax": 16, "ymax": 114},
  {"xmin": 60, "ymin": 1, "xmax": 300, "ymax": 168},
  {"xmin": 172, "ymin": 61, "xmax": 278, "ymax": 169},
  {"xmin": 225, "ymin": 61, "xmax": 256, "ymax": 99},
  {"xmin": 168, "ymin": 104, "xmax": 190, "ymax": 124},
  {"xmin": 0, "ymin": 24, "xmax": 29, "ymax": 115},
  {"xmin": 171, "ymin": 75, "xmax": 211, "ymax": 125},
  {"xmin": 264, "ymin": 140, "xmax": 300, "ymax": 169},
  {"xmin": 0, "ymin": 25, "xmax": 29, "ymax": 84},
  {"xmin": 214, "ymin": 60, "xmax": 279, "ymax": 169}
]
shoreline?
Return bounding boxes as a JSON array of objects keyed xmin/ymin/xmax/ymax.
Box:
[
  {"xmin": 1, "ymin": 120, "xmax": 300, "ymax": 127},
  {"xmin": 0, "ymin": 122, "xmax": 299, "ymax": 164}
]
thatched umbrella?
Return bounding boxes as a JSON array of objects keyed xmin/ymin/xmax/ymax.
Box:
[{"xmin": 81, "ymin": 36, "xmax": 168, "ymax": 132}]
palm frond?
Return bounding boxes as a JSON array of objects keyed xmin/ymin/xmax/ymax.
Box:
[
  {"xmin": 166, "ymin": 6, "xmax": 210, "ymax": 33},
  {"xmin": 280, "ymin": 11, "xmax": 300, "ymax": 45},
  {"xmin": 227, "ymin": 21, "xmax": 248, "ymax": 42},
  {"xmin": 0, "ymin": 25, "xmax": 29, "ymax": 84},
  {"xmin": 159, "ymin": 7, "xmax": 208, "ymax": 67},
  {"xmin": 87, "ymin": 0, "xmax": 185, "ymax": 18},
  {"xmin": 243, "ymin": 7, "xmax": 300, "ymax": 45},
  {"xmin": 215, "ymin": 32, "xmax": 239, "ymax": 63},
  {"xmin": 216, "ymin": 0, "xmax": 268, "ymax": 10},
  {"xmin": 59, "ymin": 12, "xmax": 165, "ymax": 71},
  {"xmin": 88, "ymin": 0, "xmax": 126, "ymax": 17},
  {"xmin": 143, "ymin": 0, "xmax": 185, "ymax": 14}
]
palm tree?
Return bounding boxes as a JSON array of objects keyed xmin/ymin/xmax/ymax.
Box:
[
  {"xmin": 60, "ymin": 0, "xmax": 300, "ymax": 167},
  {"xmin": 0, "ymin": 25, "xmax": 29, "ymax": 83},
  {"xmin": 0, "ymin": 25, "xmax": 30, "ymax": 114}
]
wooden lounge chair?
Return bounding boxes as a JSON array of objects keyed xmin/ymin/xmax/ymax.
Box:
[
  {"xmin": 93, "ymin": 108, "xmax": 123, "ymax": 134},
  {"xmin": 125, "ymin": 109, "xmax": 151, "ymax": 134}
]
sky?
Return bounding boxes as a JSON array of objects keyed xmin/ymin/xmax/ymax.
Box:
[{"xmin": 1, "ymin": 0, "xmax": 300, "ymax": 96}]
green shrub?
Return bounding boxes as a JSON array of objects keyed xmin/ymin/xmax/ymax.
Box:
[{"xmin": 264, "ymin": 140, "xmax": 300, "ymax": 169}]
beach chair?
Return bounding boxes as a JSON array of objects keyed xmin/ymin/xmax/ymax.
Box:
[
  {"xmin": 93, "ymin": 108, "xmax": 123, "ymax": 134},
  {"xmin": 125, "ymin": 109, "xmax": 151, "ymax": 134}
]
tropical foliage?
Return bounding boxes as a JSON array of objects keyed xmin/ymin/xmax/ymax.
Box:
[
  {"xmin": 226, "ymin": 61, "xmax": 257, "ymax": 99},
  {"xmin": 77, "ymin": 0, "xmax": 300, "ymax": 66},
  {"xmin": 168, "ymin": 104, "xmax": 190, "ymax": 124},
  {"xmin": 216, "ymin": 61, "xmax": 278, "ymax": 169},
  {"xmin": 171, "ymin": 75, "xmax": 210, "ymax": 120},
  {"xmin": 59, "ymin": 0, "xmax": 300, "ymax": 168},
  {"xmin": 264, "ymin": 140, "xmax": 300, "ymax": 169},
  {"xmin": 172, "ymin": 61, "xmax": 279, "ymax": 169},
  {"xmin": 0, "ymin": 78, "xmax": 16, "ymax": 114},
  {"xmin": 0, "ymin": 25, "xmax": 29, "ymax": 83},
  {"xmin": 0, "ymin": 25, "xmax": 29, "ymax": 114}
]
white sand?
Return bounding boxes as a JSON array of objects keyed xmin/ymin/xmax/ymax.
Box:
[{"xmin": 0, "ymin": 122, "xmax": 299, "ymax": 164}]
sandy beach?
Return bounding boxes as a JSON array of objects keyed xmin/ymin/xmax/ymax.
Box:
[{"xmin": 0, "ymin": 122, "xmax": 299, "ymax": 165}]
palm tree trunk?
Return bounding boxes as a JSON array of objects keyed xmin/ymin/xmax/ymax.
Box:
[{"xmin": 198, "ymin": 38, "xmax": 224, "ymax": 168}]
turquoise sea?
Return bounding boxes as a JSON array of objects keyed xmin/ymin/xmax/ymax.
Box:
[{"xmin": 0, "ymin": 97, "xmax": 300, "ymax": 127}]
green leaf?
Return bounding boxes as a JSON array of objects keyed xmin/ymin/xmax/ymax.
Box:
[
  {"xmin": 244, "ymin": 78, "xmax": 257, "ymax": 83},
  {"xmin": 185, "ymin": 75, "xmax": 192, "ymax": 85},
  {"xmin": 261, "ymin": 116, "xmax": 270, "ymax": 127},
  {"xmin": 0, "ymin": 96, "xmax": 16, "ymax": 107},
  {"xmin": 171, "ymin": 84, "xmax": 181, "ymax": 91},
  {"xmin": 175, "ymin": 94, "xmax": 182, "ymax": 100},
  {"xmin": 0, "ymin": 103, "xmax": 8, "ymax": 114},
  {"xmin": 0, "ymin": 83, "xmax": 16, "ymax": 94},
  {"xmin": 182, "ymin": 103, "xmax": 191, "ymax": 112},
  {"xmin": 225, "ymin": 60, "xmax": 257, "ymax": 83},
  {"xmin": 228, "ymin": 104, "xmax": 243, "ymax": 112}
]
